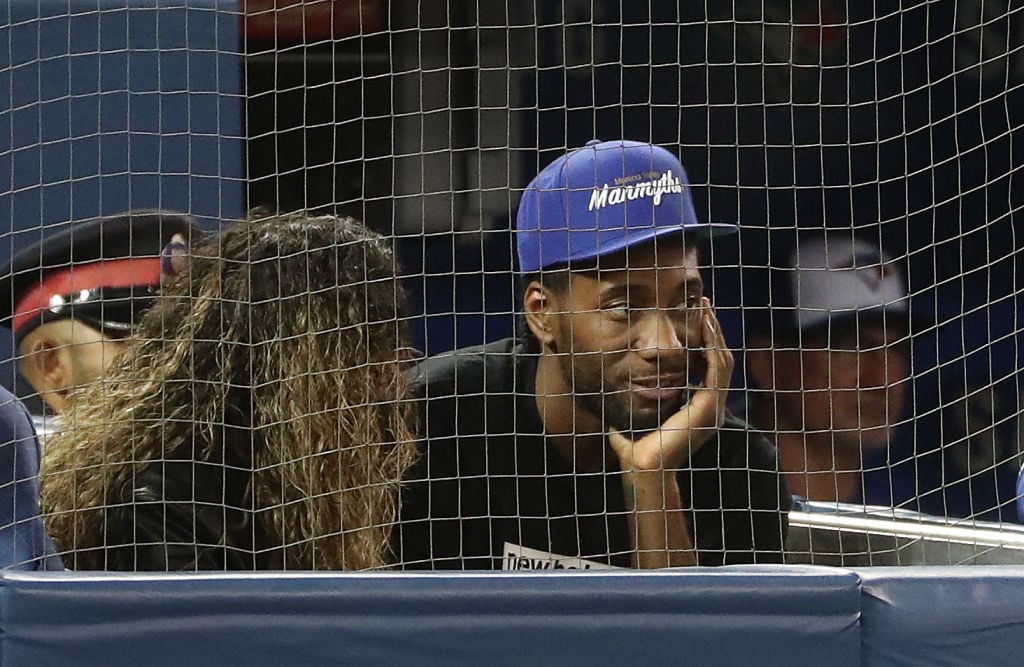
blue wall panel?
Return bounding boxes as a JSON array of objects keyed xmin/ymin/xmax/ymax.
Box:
[{"xmin": 0, "ymin": 0, "xmax": 244, "ymax": 390}]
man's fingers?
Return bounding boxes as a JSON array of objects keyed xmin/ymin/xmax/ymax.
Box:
[
  {"xmin": 693, "ymin": 299, "xmax": 731, "ymax": 431},
  {"xmin": 701, "ymin": 297, "xmax": 730, "ymax": 353},
  {"xmin": 699, "ymin": 298, "xmax": 733, "ymax": 390},
  {"xmin": 607, "ymin": 428, "xmax": 628, "ymax": 445},
  {"xmin": 607, "ymin": 428, "xmax": 633, "ymax": 458}
]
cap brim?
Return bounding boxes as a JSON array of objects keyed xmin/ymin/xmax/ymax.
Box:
[
  {"xmin": 530, "ymin": 221, "xmax": 740, "ymax": 272},
  {"xmin": 805, "ymin": 306, "xmax": 931, "ymax": 336},
  {"xmin": 691, "ymin": 222, "xmax": 739, "ymax": 238}
]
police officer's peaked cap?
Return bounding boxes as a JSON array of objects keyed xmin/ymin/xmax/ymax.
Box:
[{"xmin": 0, "ymin": 211, "xmax": 202, "ymax": 343}]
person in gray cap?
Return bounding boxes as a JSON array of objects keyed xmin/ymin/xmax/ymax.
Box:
[
  {"xmin": 397, "ymin": 140, "xmax": 790, "ymax": 570},
  {"xmin": 0, "ymin": 211, "xmax": 201, "ymax": 416},
  {"xmin": 743, "ymin": 234, "xmax": 911, "ymax": 503}
]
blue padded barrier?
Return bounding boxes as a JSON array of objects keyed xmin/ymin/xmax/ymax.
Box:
[
  {"xmin": 11, "ymin": 565, "xmax": 1024, "ymax": 665},
  {"xmin": 857, "ymin": 566, "xmax": 1024, "ymax": 666},
  {"xmin": 0, "ymin": 566, "xmax": 861, "ymax": 666}
]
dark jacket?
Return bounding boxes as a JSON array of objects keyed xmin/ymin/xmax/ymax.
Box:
[{"xmin": 97, "ymin": 458, "xmax": 279, "ymax": 571}]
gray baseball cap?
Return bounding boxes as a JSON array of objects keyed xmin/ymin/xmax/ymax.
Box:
[{"xmin": 747, "ymin": 235, "xmax": 912, "ymax": 339}]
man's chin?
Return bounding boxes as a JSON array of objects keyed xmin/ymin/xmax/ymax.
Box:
[
  {"xmin": 615, "ymin": 404, "xmax": 681, "ymax": 436},
  {"xmin": 597, "ymin": 389, "xmax": 686, "ymax": 433}
]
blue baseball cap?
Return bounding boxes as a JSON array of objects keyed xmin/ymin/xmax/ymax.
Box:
[{"xmin": 516, "ymin": 139, "xmax": 735, "ymax": 273}]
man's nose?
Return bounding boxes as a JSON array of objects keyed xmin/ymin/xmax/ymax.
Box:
[{"xmin": 634, "ymin": 311, "xmax": 687, "ymax": 360}]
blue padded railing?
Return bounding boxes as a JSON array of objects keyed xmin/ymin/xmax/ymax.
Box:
[{"xmin": 3, "ymin": 566, "xmax": 1024, "ymax": 665}]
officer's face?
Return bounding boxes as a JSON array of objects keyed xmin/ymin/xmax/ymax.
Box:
[
  {"xmin": 549, "ymin": 242, "xmax": 706, "ymax": 435},
  {"xmin": 775, "ymin": 321, "xmax": 908, "ymax": 451},
  {"xmin": 57, "ymin": 320, "xmax": 128, "ymax": 411},
  {"xmin": 21, "ymin": 319, "xmax": 128, "ymax": 414},
  {"xmin": 68, "ymin": 326, "xmax": 127, "ymax": 394}
]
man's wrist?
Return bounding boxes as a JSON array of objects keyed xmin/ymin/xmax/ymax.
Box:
[{"xmin": 621, "ymin": 469, "xmax": 683, "ymax": 511}]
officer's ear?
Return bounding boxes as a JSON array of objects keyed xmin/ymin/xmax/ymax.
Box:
[
  {"xmin": 523, "ymin": 280, "xmax": 559, "ymax": 350},
  {"xmin": 19, "ymin": 330, "xmax": 73, "ymax": 413}
]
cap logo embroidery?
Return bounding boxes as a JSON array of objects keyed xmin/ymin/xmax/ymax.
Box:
[
  {"xmin": 837, "ymin": 249, "xmax": 894, "ymax": 292},
  {"xmin": 587, "ymin": 169, "xmax": 683, "ymax": 212}
]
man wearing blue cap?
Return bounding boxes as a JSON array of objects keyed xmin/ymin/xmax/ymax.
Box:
[{"xmin": 398, "ymin": 140, "xmax": 791, "ymax": 569}]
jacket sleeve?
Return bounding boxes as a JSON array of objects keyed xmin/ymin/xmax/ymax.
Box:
[{"xmin": 0, "ymin": 389, "xmax": 63, "ymax": 570}]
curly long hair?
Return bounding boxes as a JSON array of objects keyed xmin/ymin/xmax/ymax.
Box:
[{"xmin": 41, "ymin": 212, "xmax": 417, "ymax": 571}]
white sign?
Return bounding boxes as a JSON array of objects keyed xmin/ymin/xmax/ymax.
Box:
[{"xmin": 502, "ymin": 543, "xmax": 618, "ymax": 570}]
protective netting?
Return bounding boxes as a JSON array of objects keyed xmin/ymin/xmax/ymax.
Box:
[{"xmin": 1, "ymin": 1, "xmax": 1023, "ymax": 571}]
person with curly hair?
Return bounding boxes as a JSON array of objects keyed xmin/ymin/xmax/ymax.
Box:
[{"xmin": 41, "ymin": 212, "xmax": 417, "ymax": 571}]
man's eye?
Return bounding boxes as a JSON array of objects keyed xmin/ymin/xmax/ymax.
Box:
[
  {"xmin": 674, "ymin": 295, "xmax": 702, "ymax": 311},
  {"xmin": 604, "ymin": 303, "xmax": 630, "ymax": 319}
]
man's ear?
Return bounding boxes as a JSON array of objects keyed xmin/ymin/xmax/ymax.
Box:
[
  {"xmin": 523, "ymin": 281, "xmax": 559, "ymax": 350},
  {"xmin": 20, "ymin": 334, "xmax": 73, "ymax": 413},
  {"xmin": 744, "ymin": 334, "xmax": 776, "ymax": 391}
]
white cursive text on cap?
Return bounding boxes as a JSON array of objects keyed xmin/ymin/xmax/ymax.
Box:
[{"xmin": 587, "ymin": 170, "xmax": 683, "ymax": 212}]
